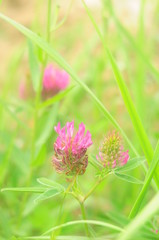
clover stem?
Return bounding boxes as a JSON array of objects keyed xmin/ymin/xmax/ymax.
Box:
[{"xmin": 80, "ymin": 202, "xmax": 90, "ymax": 237}]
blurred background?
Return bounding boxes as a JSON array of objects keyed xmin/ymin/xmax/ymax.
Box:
[{"xmin": 0, "ymin": 0, "xmax": 159, "ymax": 239}]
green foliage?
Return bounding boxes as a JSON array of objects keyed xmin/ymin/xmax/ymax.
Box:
[
  {"xmin": 114, "ymin": 172, "xmax": 143, "ymax": 185},
  {"xmin": 0, "ymin": 0, "xmax": 159, "ymax": 239}
]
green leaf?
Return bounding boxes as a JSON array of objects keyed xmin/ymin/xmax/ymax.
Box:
[
  {"xmin": 1, "ymin": 187, "xmax": 46, "ymax": 193},
  {"xmin": 114, "ymin": 172, "xmax": 143, "ymax": 185},
  {"xmin": 28, "ymin": 40, "xmax": 40, "ymax": 92},
  {"xmin": 34, "ymin": 188, "xmax": 63, "ymax": 203},
  {"xmin": 0, "ymin": 12, "xmax": 138, "ymax": 157},
  {"xmin": 115, "ymin": 157, "xmax": 145, "ymax": 173},
  {"xmin": 37, "ymin": 178, "xmax": 65, "ymax": 190},
  {"xmin": 129, "ymin": 140, "xmax": 159, "ymax": 218},
  {"xmin": 117, "ymin": 191, "xmax": 159, "ymax": 240}
]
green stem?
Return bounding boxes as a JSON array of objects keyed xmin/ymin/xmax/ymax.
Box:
[
  {"xmin": 84, "ymin": 177, "xmax": 102, "ymax": 201},
  {"xmin": 53, "ymin": 173, "xmax": 79, "ymax": 237},
  {"xmin": 84, "ymin": 173, "xmax": 109, "ymax": 201},
  {"xmin": 80, "ymin": 202, "xmax": 90, "ymax": 237}
]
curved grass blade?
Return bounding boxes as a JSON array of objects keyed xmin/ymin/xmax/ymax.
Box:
[
  {"xmin": 129, "ymin": 140, "xmax": 159, "ymax": 218},
  {"xmin": 42, "ymin": 219, "xmax": 123, "ymax": 235},
  {"xmin": 117, "ymin": 191, "xmax": 159, "ymax": 240},
  {"xmin": 19, "ymin": 235, "xmax": 117, "ymax": 240},
  {"xmin": 20, "ymin": 237, "xmax": 50, "ymax": 240},
  {"xmin": 0, "ymin": 12, "xmax": 137, "ymax": 156}
]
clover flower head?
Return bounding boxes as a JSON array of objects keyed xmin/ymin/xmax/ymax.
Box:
[
  {"xmin": 43, "ymin": 64, "xmax": 69, "ymax": 98},
  {"xmin": 52, "ymin": 121, "xmax": 93, "ymax": 175},
  {"xmin": 96, "ymin": 131, "xmax": 129, "ymax": 169}
]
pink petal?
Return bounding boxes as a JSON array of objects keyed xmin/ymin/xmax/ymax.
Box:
[
  {"xmin": 43, "ymin": 64, "xmax": 56, "ymax": 90},
  {"xmin": 81, "ymin": 130, "xmax": 93, "ymax": 148},
  {"xmin": 66, "ymin": 121, "xmax": 74, "ymax": 138},
  {"xmin": 122, "ymin": 150, "xmax": 129, "ymax": 165},
  {"xmin": 54, "ymin": 122, "xmax": 61, "ymax": 134},
  {"xmin": 74, "ymin": 122, "xmax": 85, "ymax": 144},
  {"xmin": 55, "ymin": 70, "xmax": 70, "ymax": 90},
  {"xmin": 112, "ymin": 160, "xmax": 116, "ymax": 168}
]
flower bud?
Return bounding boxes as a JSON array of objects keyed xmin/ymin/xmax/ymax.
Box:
[
  {"xmin": 43, "ymin": 64, "xmax": 69, "ymax": 99},
  {"xmin": 96, "ymin": 131, "xmax": 129, "ymax": 169}
]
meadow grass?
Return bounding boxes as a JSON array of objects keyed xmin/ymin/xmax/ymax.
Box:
[{"xmin": 0, "ymin": 0, "xmax": 159, "ymax": 239}]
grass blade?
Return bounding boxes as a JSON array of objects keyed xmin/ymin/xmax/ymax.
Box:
[
  {"xmin": 117, "ymin": 191, "xmax": 159, "ymax": 240},
  {"xmin": 42, "ymin": 220, "xmax": 123, "ymax": 235},
  {"xmin": 129, "ymin": 140, "xmax": 159, "ymax": 218},
  {"xmin": 38, "ymin": 85, "xmax": 75, "ymax": 109},
  {"xmin": 1, "ymin": 187, "xmax": 46, "ymax": 193}
]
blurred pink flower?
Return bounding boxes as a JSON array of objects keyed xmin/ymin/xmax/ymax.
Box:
[
  {"xmin": 96, "ymin": 131, "xmax": 129, "ymax": 169},
  {"xmin": 52, "ymin": 121, "xmax": 93, "ymax": 175},
  {"xmin": 19, "ymin": 79, "xmax": 34, "ymax": 100},
  {"xmin": 19, "ymin": 81, "xmax": 26, "ymax": 99},
  {"xmin": 43, "ymin": 64, "xmax": 69, "ymax": 98}
]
